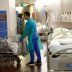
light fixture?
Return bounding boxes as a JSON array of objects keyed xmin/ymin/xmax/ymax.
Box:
[
  {"xmin": 15, "ymin": 6, "xmax": 23, "ymax": 13},
  {"xmin": 23, "ymin": 4, "xmax": 28, "ymax": 7}
]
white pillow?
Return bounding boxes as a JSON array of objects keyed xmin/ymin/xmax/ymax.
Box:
[{"xmin": 52, "ymin": 27, "xmax": 69, "ymax": 39}]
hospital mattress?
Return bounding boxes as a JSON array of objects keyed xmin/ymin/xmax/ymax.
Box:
[
  {"xmin": 48, "ymin": 38, "xmax": 72, "ymax": 54},
  {"xmin": 49, "ymin": 44, "xmax": 72, "ymax": 54}
]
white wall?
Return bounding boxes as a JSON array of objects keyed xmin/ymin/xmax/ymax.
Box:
[
  {"xmin": 47, "ymin": 0, "xmax": 72, "ymax": 12},
  {"xmin": 9, "ymin": 0, "xmax": 17, "ymax": 36},
  {"xmin": 62, "ymin": 0, "xmax": 72, "ymax": 12},
  {"xmin": 0, "ymin": 0, "xmax": 17, "ymax": 37},
  {"xmin": 47, "ymin": 0, "xmax": 62, "ymax": 12},
  {"xmin": 0, "ymin": 0, "xmax": 9, "ymax": 10}
]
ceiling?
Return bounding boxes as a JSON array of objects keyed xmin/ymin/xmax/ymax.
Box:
[{"xmin": 15, "ymin": 0, "xmax": 35, "ymax": 6}]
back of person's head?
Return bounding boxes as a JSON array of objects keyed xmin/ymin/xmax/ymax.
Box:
[{"xmin": 24, "ymin": 12, "xmax": 30, "ymax": 17}]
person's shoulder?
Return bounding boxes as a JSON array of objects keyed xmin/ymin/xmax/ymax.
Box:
[
  {"xmin": 30, "ymin": 18, "xmax": 36, "ymax": 23},
  {"xmin": 26, "ymin": 18, "xmax": 33, "ymax": 24}
]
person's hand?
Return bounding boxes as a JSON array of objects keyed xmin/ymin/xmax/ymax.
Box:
[{"xmin": 19, "ymin": 36, "xmax": 23, "ymax": 43}]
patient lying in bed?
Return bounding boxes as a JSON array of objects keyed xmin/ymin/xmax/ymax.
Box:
[{"xmin": 48, "ymin": 27, "xmax": 72, "ymax": 55}]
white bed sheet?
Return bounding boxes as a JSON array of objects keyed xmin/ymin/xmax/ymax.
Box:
[
  {"xmin": 49, "ymin": 44, "xmax": 72, "ymax": 54},
  {"xmin": 48, "ymin": 38, "xmax": 72, "ymax": 54}
]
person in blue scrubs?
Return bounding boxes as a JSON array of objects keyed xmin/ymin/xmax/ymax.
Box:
[{"xmin": 19, "ymin": 12, "xmax": 42, "ymax": 66}]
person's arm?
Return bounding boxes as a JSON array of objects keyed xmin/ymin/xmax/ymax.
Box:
[{"xmin": 21, "ymin": 22, "xmax": 30, "ymax": 40}]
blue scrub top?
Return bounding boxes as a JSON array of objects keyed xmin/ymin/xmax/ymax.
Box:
[{"xmin": 21, "ymin": 18, "xmax": 38, "ymax": 51}]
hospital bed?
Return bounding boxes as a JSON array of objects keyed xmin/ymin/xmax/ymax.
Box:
[
  {"xmin": 47, "ymin": 22, "xmax": 72, "ymax": 72},
  {"xmin": 36, "ymin": 22, "xmax": 47, "ymax": 41}
]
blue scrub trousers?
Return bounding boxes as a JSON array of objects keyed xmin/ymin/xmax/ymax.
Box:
[{"xmin": 30, "ymin": 38, "xmax": 41, "ymax": 63}]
